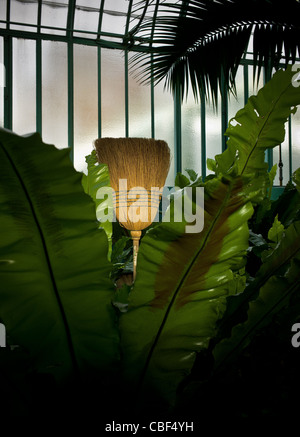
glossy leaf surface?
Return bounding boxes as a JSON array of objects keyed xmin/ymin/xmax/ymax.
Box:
[
  {"xmin": 120, "ymin": 175, "xmax": 254, "ymax": 405},
  {"xmin": 213, "ymin": 221, "xmax": 300, "ymax": 370},
  {"xmin": 0, "ymin": 129, "xmax": 119, "ymax": 383},
  {"xmin": 82, "ymin": 149, "xmax": 113, "ymax": 259}
]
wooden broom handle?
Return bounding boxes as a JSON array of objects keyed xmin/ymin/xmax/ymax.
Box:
[{"xmin": 131, "ymin": 230, "xmax": 142, "ymax": 282}]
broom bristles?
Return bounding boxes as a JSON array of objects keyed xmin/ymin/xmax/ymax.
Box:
[
  {"xmin": 94, "ymin": 137, "xmax": 170, "ymax": 189},
  {"xmin": 94, "ymin": 137, "xmax": 171, "ymax": 232}
]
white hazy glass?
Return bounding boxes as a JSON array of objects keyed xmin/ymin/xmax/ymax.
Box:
[
  {"xmin": 12, "ymin": 38, "xmax": 36, "ymax": 135},
  {"xmin": 74, "ymin": 1, "xmax": 100, "ymax": 39},
  {"xmin": 101, "ymin": 48, "xmax": 125, "ymax": 137},
  {"xmin": 10, "ymin": 0, "xmax": 38, "ymax": 32},
  {"xmin": 245, "ymin": 33, "xmax": 254, "ymax": 60},
  {"xmin": 228, "ymin": 65, "xmax": 245, "ymax": 121},
  {"xmin": 0, "ymin": 1, "xmax": 6, "ymax": 28},
  {"xmin": 154, "ymin": 80, "xmax": 174, "ymax": 186},
  {"xmin": 181, "ymin": 89, "xmax": 201, "ymax": 177},
  {"xmin": 42, "ymin": 40, "xmax": 68, "ymax": 150},
  {"xmin": 101, "ymin": 0, "xmax": 127, "ymax": 36},
  {"xmin": 292, "ymin": 109, "xmax": 300, "ymax": 174},
  {"xmin": 248, "ymin": 65, "xmax": 264, "ymax": 97},
  {"xmin": 0, "ymin": 37, "xmax": 3, "ymax": 127},
  {"xmin": 41, "ymin": 0, "xmax": 68, "ymax": 35},
  {"xmin": 205, "ymin": 96, "xmax": 222, "ymax": 172},
  {"xmin": 76, "ymin": 0, "xmax": 100, "ymax": 7},
  {"xmin": 128, "ymin": 52, "xmax": 151, "ymax": 138},
  {"xmin": 73, "ymin": 44, "xmax": 98, "ymax": 173}
]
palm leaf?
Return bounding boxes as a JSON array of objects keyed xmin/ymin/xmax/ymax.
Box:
[
  {"xmin": 0, "ymin": 129, "xmax": 119, "ymax": 385},
  {"xmin": 130, "ymin": 0, "xmax": 300, "ymax": 105}
]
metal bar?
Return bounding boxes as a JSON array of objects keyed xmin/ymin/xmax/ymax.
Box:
[
  {"xmin": 125, "ymin": 0, "xmax": 133, "ymax": 37},
  {"xmin": 221, "ymin": 70, "xmax": 228, "ymax": 152},
  {"xmin": 125, "ymin": 49, "xmax": 129, "ymax": 137},
  {"xmin": 66, "ymin": 0, "xmax": 75, "ymax": 160},
  {"xmin": 36, "ymin": 38, "xmax": 42, "ymax": 134},
  {"xmin": 0, "ymin": 19, "xmax": 129, "ymax": 40},
  {"xmin": 3, "ymin": 36, "xmax": 12, "ymax": 130},
  {"xmin": 129, "ymin": 0, "xmax": 150, "ymax": 36},
  {"xmin": 0, "ymin": 18, "xmax": 157, "ymax": 46},
  {"xmin": 200, "ymin": 89, "xmax": 206, "ymax": 180},
  {"xmin": 6, "ymin": 0, "xmax": 10, "ymax": 30},
  {"xmin": 148, "ymin": 1, "xmax": 160, "ymax": 140},
  {"xmin": 67, "ymin": 0, "xmax": 76, "ymax": 39},
  {"xmin": 288, "ymin": 115, "xmax": 292, "ymax": 181},
  {"xmin": 0, "ymin": 27, "xmax": 158, "ymax": 53},
  {"xmin": 244, "ymin": 63, "xmax": 249, "ymax": 106},
  {"xmin": 278, "ymin": 142, "xmax": 283, "ymax": 186},
  {"xmin": 150, "ymin": 0, "xmax": 160, "ymax": 43},
  {"xmin": 97, "ymin": 0, "xmax": 105, "ymax": 38},
  {"xmin": 37, "ymin": 0, "xmax": 42, "ymax": 32},
  {"xmin": 36, "ymin": 0, "xmax": 42, "ymax": 134},
  {"xmin": 97, "ymin": 46, "xmax": 101, "ymax": 139},
  {"xmin": 150, "ymin": 59, "xmax": 155, "ymax": 139},
  {"xmin": 68, "ymin": 42, "xmax": 74, "ymax": 161},
  {"xmin": 174, "ymin": 79, "xmax": 182, "ymax": 176},
  {"xmin": 264, "ymin": 62, "xmax": 273, "ymax": 170}
]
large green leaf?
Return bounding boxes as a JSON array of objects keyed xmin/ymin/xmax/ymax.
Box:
[
  {"xmin": 211, "ymin": 66, "xmax": 300, "ymax": 203},
  {"xmin": 82, "ymin": 149, "xmax": 113, "ymax": 259},
  {"xmin": 215, "ymin": 67, "xmax": 300, "ymax": 180},
  {"xmin": 293, "ymin": 167, "xmax": 300, "ymax": 194},
  {"xmin": 0, "ymin": 129, "xmax": 119, "ymax": 384},
  {"xmin": 119, "ymin": 175, "xmax": 254, "ymax": 408},
  {"xmin": 213, "ymin": 220, "xmax": 300, "ymax": 371}
]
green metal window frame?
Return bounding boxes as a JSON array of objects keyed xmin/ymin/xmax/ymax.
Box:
[{"xmin": 1, "ymin": 0, "xmax": 299, "ymax": 195}]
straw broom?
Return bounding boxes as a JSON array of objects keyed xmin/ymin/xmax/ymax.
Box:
[{"xmin": 94, "ymin": 137, "xmax": 170, "ymax": 282}]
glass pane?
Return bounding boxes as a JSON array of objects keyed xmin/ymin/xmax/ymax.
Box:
[
  {"xmin": 74, "ymin": 1, "xmax": 100, "ymax": 39},
  {"xmin": 128, "ymin": 52, "xmax": 151, "ymax": 138},
  {"xmin": 228, "ymin": 65, "xmax": 245, "ymax": 121},
  {"xmin": 101, "ymin": 0, "xmax": 128, "ymax": 36},
  {"xmin": 129, "ymin": 0, "xmax": 147, "ymax": 34},
  {"xmin": 73, "ymin": 44, "xmax": 98, "ymax": 173},
  {"xmin": 154, "ymin": 80, "xmax": 174, "ymax": 186},
  {"xmin": 248, "ymin": 64, "xmax": 264, "ymax": 97},
  {"xmin": 13, "ymin": 38, "xmax": 36, "ymax": 135},
  {"xmin": 101, "ymin": 48, "xmax": 125, "ymax": 137},
  {"xmin": 41, "ymin": 0, "xmax": 68, "ymax": 35},
  {"xmin": 42, "ymin": 40, "xmax": 68, "ymax": 150},
  {"xmin": 10, "ymin": 0, "xmax": 38, "ymax": 32},
  {"xmin": 206, "ymin": 96, "xmax": 222, "ymax": 173},
  {"xmin": 0, "ymin": 1, "xmax": 6, "ymax": 28},
  {"xmin": 245, "ymin": 32, "xmax": 254, "ymax": 60},
  {"xmin": 182, "ymin": 89, "xmax": 201, "ymax": 178},
  {"xmin": 292, "ymin": 110, "xmax": 300, "ymax": 174},
  {"xmin": 0, "ymin": 37, "xmax": 3, "ymax": 127}
]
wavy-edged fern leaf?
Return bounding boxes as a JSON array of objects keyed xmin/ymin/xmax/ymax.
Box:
[
  {"xmin": 119, "ymin": 175, "xmax": 254, "ymax": 408},
  {"xmin": 82, "ymin": 150, "xmax": 113, "ymax": 259},
  {"xmin": 214, "ymin": 66, "xmax": 300, "ymax": 202},
  {"xmin": 0, "ymin": 129, "xmax": 119, "ymax": 386},
  {"xmin": 213, "ymin": 220, "xmax": 300, "ymax": 371}
]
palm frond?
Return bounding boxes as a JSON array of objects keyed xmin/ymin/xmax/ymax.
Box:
[{"xmin": 129, "ymin": 0, "xmax": 300, "ymax": 106}]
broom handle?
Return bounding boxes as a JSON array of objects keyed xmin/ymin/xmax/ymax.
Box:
[{"xmin": 131, "ymin": 230, "xmax": 142, "ymax": 282}]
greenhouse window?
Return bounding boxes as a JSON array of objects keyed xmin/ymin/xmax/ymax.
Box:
[{"xmin": 0, "ymin": 0, "xmax": 299, "ymax": 190}]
